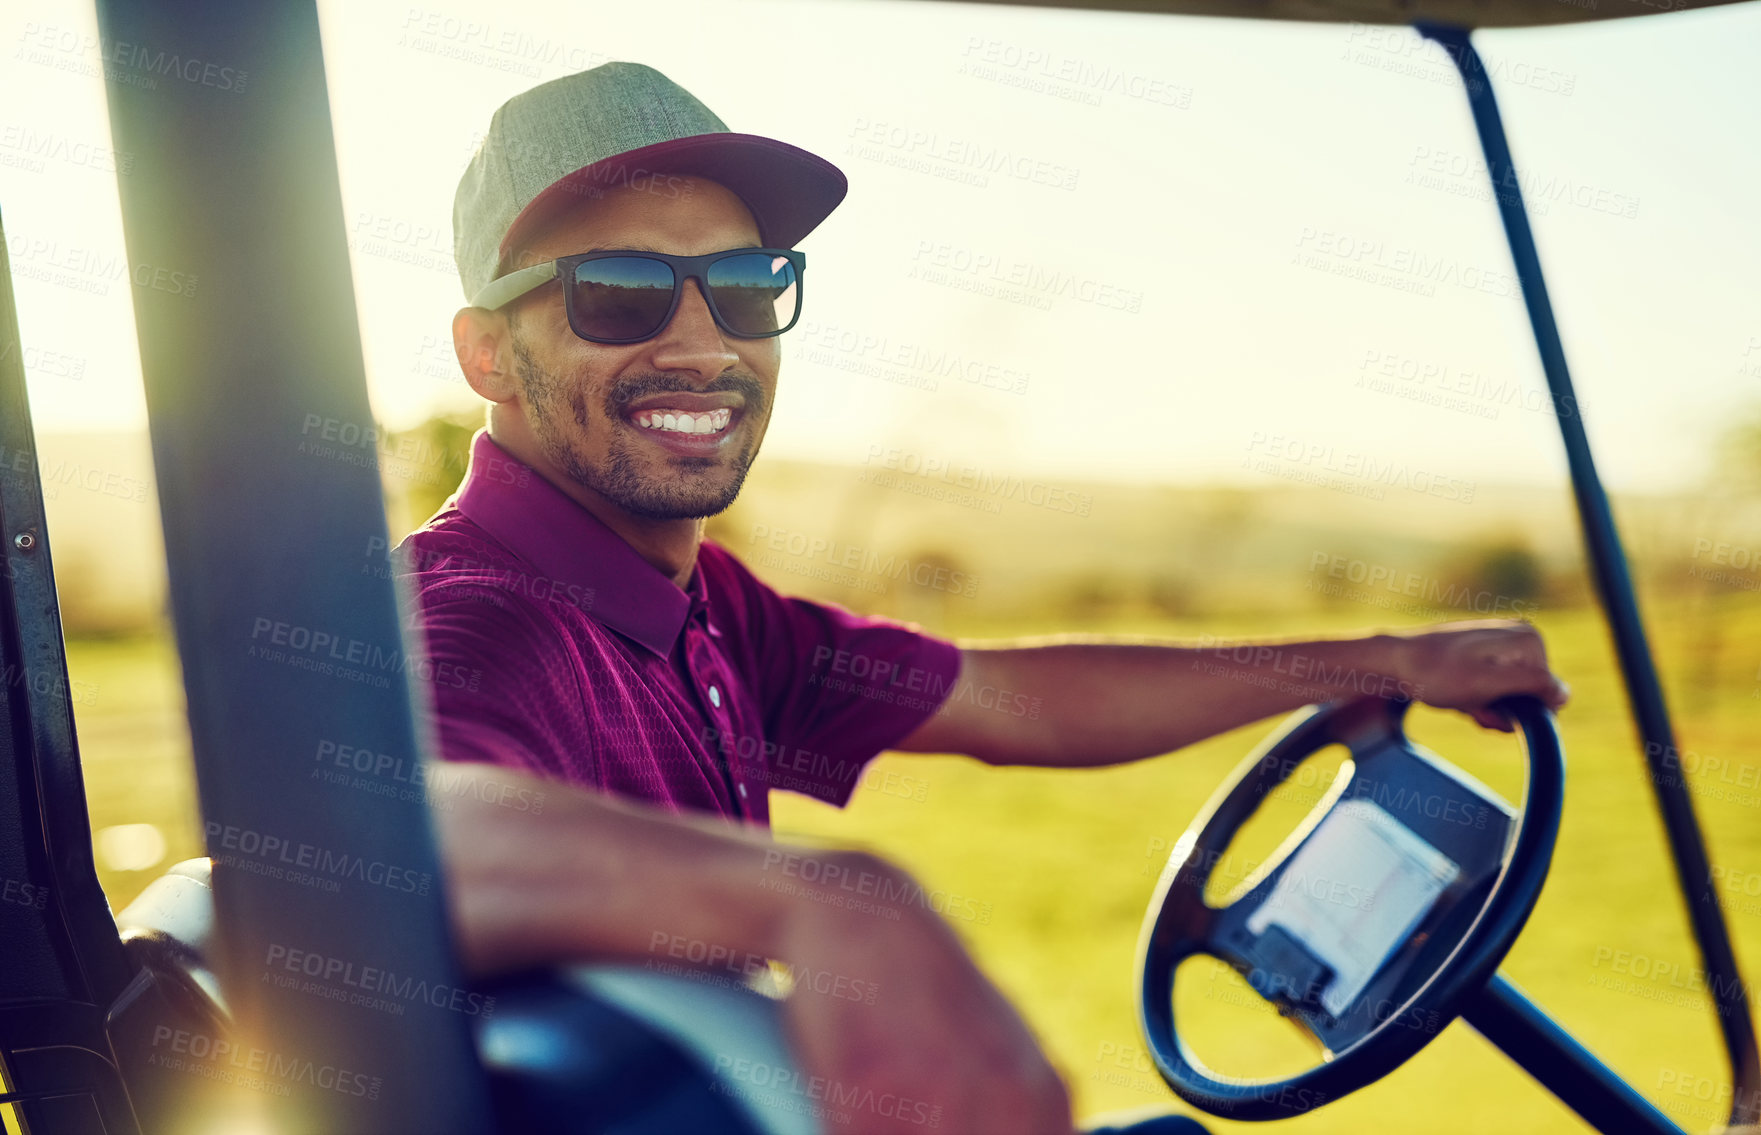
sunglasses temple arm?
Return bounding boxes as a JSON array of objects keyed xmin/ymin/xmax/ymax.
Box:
[{"xmin": 470, "ymin": 261, "xmax": 559, "ymax": 310}]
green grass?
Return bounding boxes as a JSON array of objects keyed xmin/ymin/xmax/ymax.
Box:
[
  {"xmin": 66, "ymin": 632, "xmax": 207, "ymax": 892},
  {"xmin": 772, "ymin": 596, "xmax": 1761, "ymax": 1134},
  {"xmin": 66, "ymin": 593, "xmax": 1761, "ymax": 1134}
]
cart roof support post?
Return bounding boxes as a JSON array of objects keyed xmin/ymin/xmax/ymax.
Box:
[
  {"xmin": 1419, "ymin": 21, "xmax": 1761, "ymax": 1129},
  {"xmin": 92, "ymin": 1, "xmax": 496, "ymax": 1129}
]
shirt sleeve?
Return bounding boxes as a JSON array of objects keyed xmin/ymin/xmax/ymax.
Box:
[
  {"xmin": 399, "ymin": 575, "xmax": 596, "ymax": 787},
  {"xmin": 700, "ymin": 543, "xmax": 963, "ymax": 807}
]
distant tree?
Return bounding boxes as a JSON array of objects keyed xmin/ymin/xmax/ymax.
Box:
[
  {"xmin": 1472, "ymin": 542, "xmax": 1545, "ymax": 606},
  {"xmin": 1681, "ymin": 402, "xmax": 1761, "ymax": 708},
  {"xmin": 1147, "ymin": 574, "xmax": 1193, "ymax": 618},
  {"xmin": 1058, "ymin": 570, "xmax": 1129, "ymax": 621},
  {"xmin": 1714, "ymin": 404, "xmax": 1761, "ymax": 493},
  {"xmin": 381, "ymin": 408, "xmax": 480, "ymax": 537},
  {"xmin": 1433, "ymin": 539, "xmax": 1547, "ymax": 618}
]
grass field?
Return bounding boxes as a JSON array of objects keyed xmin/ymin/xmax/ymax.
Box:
[{"xmin": 68, "ymin": 590, "xmax": 1761, "ymax": 1134}]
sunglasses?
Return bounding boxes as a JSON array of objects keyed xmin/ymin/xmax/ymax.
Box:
[{"xmin": 471, "ymin": 248, "xmax": 806, "ymax": 344}]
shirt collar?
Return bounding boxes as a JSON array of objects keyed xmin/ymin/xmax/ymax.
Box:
[{"xmin": 453, "ymin": 430, "xmax": 703, "ymax": 658}]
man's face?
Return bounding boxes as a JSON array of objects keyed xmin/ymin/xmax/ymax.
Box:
[{"xmin": 498, "ymin": 175, "xmax": 778, "ymax": 521}]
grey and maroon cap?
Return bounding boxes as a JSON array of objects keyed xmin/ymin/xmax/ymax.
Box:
[{"xmin": 453, "ymin": 61, "xmax": 848, "ymax": 304}]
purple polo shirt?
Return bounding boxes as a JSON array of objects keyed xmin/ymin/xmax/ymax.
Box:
[{"xmin": 393, "ymin": 431, "xmax": 961, "ymax": 827}]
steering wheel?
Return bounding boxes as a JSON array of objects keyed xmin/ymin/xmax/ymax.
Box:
[{"xmin": 1136, "ymin": 694, "xmax": 1563, "ymax": 1121}]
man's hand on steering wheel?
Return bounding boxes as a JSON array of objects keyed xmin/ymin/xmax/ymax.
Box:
[{"xmin": 1392, "ymin": 619, "xmax": 1571, "ymax": 732}]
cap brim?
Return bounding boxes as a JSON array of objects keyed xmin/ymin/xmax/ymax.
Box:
[{"xmin": 499, "ymin": 133, "xmax": 848, "ymax": 272}]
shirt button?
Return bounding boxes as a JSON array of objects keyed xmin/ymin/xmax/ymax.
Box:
[
  {"xmin": 708, "ymin": 685, "xmax": 722, "ymax": 708},
  {"xmin": 737, "ymin": 783, "xmax": 748, "ymax": 798}
]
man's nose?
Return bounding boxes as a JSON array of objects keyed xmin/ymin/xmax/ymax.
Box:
[{"xmin": 647, "ymin": 277, "xmax": 738, "ymax": 383}]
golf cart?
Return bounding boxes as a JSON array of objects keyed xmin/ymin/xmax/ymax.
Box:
[{"xmin": 0, "ymin": 0, "xmax": 1754, "ymax": 1131}]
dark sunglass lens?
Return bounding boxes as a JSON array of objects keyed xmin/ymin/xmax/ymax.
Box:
[
  {"xmin": 569, "ymin": 257, "xmax": 677, "ymax": 341},
  {"xmin": 706, "ymin": 253, "xmax": 798, "ymax": 337}
]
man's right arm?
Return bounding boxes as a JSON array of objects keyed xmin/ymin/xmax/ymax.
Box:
[{"xmin": 426, "ymin": 760, "xmax": 1075, "ymax": 1135}]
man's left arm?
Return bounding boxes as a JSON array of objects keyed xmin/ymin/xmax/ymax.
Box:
[{"xmin": 895, "ymin": 619, "xmax": 1569, "ymax": 767}]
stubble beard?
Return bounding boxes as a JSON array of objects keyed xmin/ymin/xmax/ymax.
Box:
[{"xmin": 509, "ymin": 330, "xmax": 764, "ymax": 521}]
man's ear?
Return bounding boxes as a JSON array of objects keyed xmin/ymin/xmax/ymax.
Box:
[{"xmin": 453, "ymin": 307, "xmax": 520, "ymax": 403}]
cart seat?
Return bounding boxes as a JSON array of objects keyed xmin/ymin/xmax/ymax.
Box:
[{"xmin": 116, "ymin": 858, "xmax": 783, "ymax": 1134}]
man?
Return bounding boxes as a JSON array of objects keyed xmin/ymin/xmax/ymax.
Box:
[{"xmin": 399, "ymin": 63, "xmax": 1569, "ymax": 1135}]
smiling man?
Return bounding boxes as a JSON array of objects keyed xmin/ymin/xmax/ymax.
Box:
[{"xmin": 397, "ymin": 62, "xmax": 1569, "ymax": 1135}]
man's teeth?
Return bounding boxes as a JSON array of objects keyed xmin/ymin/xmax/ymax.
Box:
[{"xmin": 633, "ymin": 408, "xmax": 733, "ymax": 435}]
